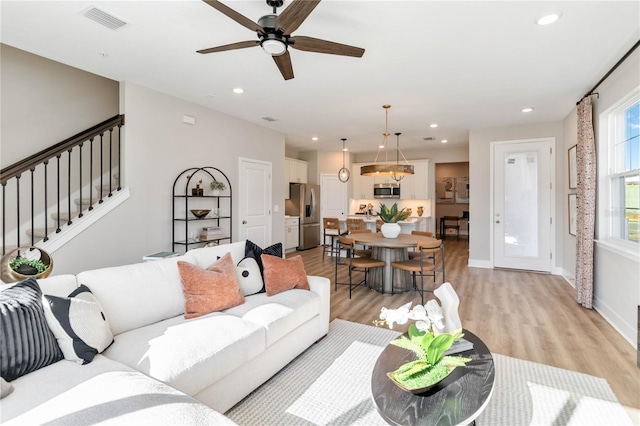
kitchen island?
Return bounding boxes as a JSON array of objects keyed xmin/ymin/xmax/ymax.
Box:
[{"xmin": 341, "ymin": 216, "xmax": 429, "ymax": 234}]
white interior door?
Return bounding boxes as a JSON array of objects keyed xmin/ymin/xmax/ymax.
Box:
[
  {"xmin": 238, "ymin": 158, "xmax": 272, "ymax": 247},
  {"xmin": 320, "ymin": 173, "xmax": 348, "ymax": 239},
  {"xmin": 492, "ymin": 139, "xmax": 553, "ymax": 272}
]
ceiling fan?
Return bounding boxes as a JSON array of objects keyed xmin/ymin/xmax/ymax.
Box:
[{"xmin": 197, "ymin": 0, "xmax": 365, "ymax": 80}]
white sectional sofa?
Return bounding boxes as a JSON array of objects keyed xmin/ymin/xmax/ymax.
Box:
[{"xmin": 1, "ymin": 241, "xmax": 330, "ymax": 425}]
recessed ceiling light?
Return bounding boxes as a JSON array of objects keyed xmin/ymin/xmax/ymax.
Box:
[
  {"xmin": 430, "ymin": 123, "xmax": 438, "ymax": 128},
  {"xmin": 233, "ymin": 88, "xmax": 244, "ymax": 94},
  {"xmin": 522, "ymin": 107, "xmax": 534, "ymax": 113},
  {"xmin": 536, "ymin": 13, "xmax": 561, "ymax": 26},
  {"xmin": 312, "ymin": 137, "xmax": 318, "ymax": 141},
  {"xmin": 441, "ymin": 139, "xmax": 448, "ymax": 144}
]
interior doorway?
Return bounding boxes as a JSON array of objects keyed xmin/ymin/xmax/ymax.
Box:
[{"xmin": 434, "ymin": 162, "xmax": 470, "ymax": 239}]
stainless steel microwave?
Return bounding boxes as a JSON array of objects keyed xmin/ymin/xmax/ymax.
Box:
[{"xmin": 374, "ymin": 183, "xmax": 400, "ymax": 199}]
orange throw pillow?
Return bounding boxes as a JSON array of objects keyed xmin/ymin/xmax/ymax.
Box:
[
  {"xmin": 178, "ymin": 253, "xmax": 244, "ymax": 319},
  {"xmin": 261, "ymin": 254, "xmax": 310, "ymax": 297}
]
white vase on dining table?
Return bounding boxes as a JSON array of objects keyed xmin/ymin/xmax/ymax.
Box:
[{"xmin": 380, "ymin": 223, "xmax": 401, "ymax": 238}]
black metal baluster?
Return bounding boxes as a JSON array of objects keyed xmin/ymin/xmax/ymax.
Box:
[
  {"xmin": 56, "ymin": 154, "xmax": 61, "ymax": 233},
  {"xmin": 15, "ymin": 174, "xmax": 21, "ymax": 247},
  {"xmin": 30, "ymin": 168, "xmax": 35, "ymax": 246},
  {"xmin": 89, "ymin": 137, "xmax": 94, "ymax": 211},
  {"xmin": 99, "ymin": 133, "xmax": 104, "ymax": 204},
  {"xmin": 67, "ymin": 149, "xmax": 72, "ymax": 225},
  {"xmin": 78, "ymin": 142, "xmax": 83, "ymax": 218},
  {"xmin": 117, "ymin": 124, "xmax": 122, "ymax": 191},
  {"xmin": 43, "ymin": 160, "xmax": 49, "ymax": 242},
  {"xmin": 108, "ymin": 128, "xmax": 113, "ymax": 197},
  {"xmin": 2, "ymin": 182, "xmax": 6, "ymax": 255}
]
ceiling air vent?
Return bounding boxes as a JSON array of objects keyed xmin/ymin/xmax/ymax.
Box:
[
  {"xmin": 262, "ymin": 117, "xmax": 278, "ymax": 122},
  {"xmin": 82, "ymin": 7, "xmax": 127, "ymax": 30}
]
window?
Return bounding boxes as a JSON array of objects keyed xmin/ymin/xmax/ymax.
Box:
[{"xmin": 599, "ymin": 87, "xmax": 639, "ymax": 250}]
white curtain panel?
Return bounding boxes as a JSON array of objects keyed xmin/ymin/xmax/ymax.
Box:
[{"xmin": 575, "ymin": 97, "xmax": 597, "ymax": 308}]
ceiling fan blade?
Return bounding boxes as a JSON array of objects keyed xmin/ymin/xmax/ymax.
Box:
[
  {"xmin": 202, "ymin": 0, "xmax": 264, "ymax": 35},
  {"xmin": 273, "ymin": 51, "xmax": 294, "ymax": 80},
  {"xmin": 289, "ymin": 36, "xmax": 365, "ymax": 57},
  {"xmin": 197, "ymin": 40, "xmax": 260, "ymax": 54},
  {"xmin": 276, "ymin": 0, "xmax": 321, "ymax": 34}
]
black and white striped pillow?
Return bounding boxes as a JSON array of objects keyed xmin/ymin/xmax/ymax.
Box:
[
  {"xmin": 244, "ymin": 240, "xmax": 283, "ymax": 293},
  {"xmin": 43, "ymin": 284, "xmax": 113, "ymax": 365},
  {"xmin": 0, "ymin": 278, "xmax": 63, "ymax": 381}
]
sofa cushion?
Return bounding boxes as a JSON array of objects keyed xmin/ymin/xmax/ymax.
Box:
[
  {"xmin": 1, "ymin": 364, "xmax": 235, "ymax": 426},
  {"xmin": 236, "ymin": 257, "xmax": 263, "ymax": 296},
  {"xmin": 178, "ymin": 253, "xmax": 245, "ymax": 319},
  {"xmin": 42, "ymin": 284, "xmax": 114, "ymax": 364},
  {"xmin": 0, "ymin": 354, "xmax": 133, "ymax": 422},
  {"xmin": 261, "ymin": 254, "xmax": 310, "ymax": 296},
  {"xmin": 186, "ymin": 241, "xmax": 246, "ymax": 268},
  {"xmin": 0, "ymin": 378, "xmax": 13, "ymax": 399},
  {"xmin": 37, "ymin": 274, "xmax": 78, "ymax": 297},
  {"xmin": 103, "ymin": 314, "xmax": 265, "ymax": 396},
  {"xmin": 0, "ymin": 278, "xmax": 63, "ymax": 381},
  {"xmin": 76, "ymin": 256, "xmax": 192, "ymax": 335},
  {"xmin": 223, "ymin": 288, "xmax": 320, "ymax": 347}
]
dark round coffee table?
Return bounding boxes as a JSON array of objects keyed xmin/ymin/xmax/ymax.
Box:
[{"xmin": 371, "ymin": 329, "xmax": 495, "ymax": 426}]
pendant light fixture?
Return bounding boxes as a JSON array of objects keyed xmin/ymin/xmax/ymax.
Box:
[
  {"xmin": 360, "ymin": 105, "xmax": 414, "ymax": 180},
  {"xmin": 338, "ymin": 138, "xmax": 350, "ymax": 182}
]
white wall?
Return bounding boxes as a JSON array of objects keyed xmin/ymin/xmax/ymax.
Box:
[
  {"xmin": 468, "ymin": 122, "xmax": 564, "ymax": 268},
  {"xmin": 1, "ymin": 44, "xmax": 119, "ymax": 167}
]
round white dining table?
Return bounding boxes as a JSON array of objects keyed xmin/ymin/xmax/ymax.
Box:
[{"xmin": 349, "ymin": 233, "xmax": 438, "ymax": 294}]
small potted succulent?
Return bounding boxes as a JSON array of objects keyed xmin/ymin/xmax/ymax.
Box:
[
  {"xmin": 377, "ymin": 203, "xmax": 410, "ymax": 238},
  {"xmin": 210, "ymin": 180, "xmax": 226, "ymax": 196},
  {"xmin": 0, "ymin": 247, "xmax": 53, "ymax": 283}
]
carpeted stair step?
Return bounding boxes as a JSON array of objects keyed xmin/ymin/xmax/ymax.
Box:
[{"xmin": 25, "ymin": 226, "xmax": 58, "ymax": 239}]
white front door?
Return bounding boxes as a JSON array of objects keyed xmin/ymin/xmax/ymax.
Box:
[
  {"xmin": 492, "ymin": 139, "xmax": 554, "ymax": 272},
  {"xmin": 238, "ymin": 158, "xmax": 272, "ymax": 246},
  {"xmin": 320, "ymin": 173, "xmax": 348, "ymax": 240}
]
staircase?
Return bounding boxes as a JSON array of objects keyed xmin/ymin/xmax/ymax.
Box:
[{"xmin": 1, "ymin": 115, "xmax": 126, "ymax": 255}]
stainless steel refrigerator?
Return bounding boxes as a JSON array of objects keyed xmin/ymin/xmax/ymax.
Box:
[{"xmin": 289, "ymin": 183, "xmax": 320, "ymax": 250}]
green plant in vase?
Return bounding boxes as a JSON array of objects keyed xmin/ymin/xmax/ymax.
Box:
[
  {"xmin": 377, "ymin": 203, "xmax": 410, "ymax": 223},
  {"xmin": 10, "ymin": 256, "xmax": 48, "ymax": 276},
  {"xmin": 375, "ymin": 301, "xmax": 471, "ymax": 392},
  {"xmin": 210, "ymin": 180, "xmax": 226, "ymax": 195}
]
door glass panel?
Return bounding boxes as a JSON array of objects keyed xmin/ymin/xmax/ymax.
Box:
[{"xmin": 503, "ymin": 151, "xmax": 539, "ymax": 257}]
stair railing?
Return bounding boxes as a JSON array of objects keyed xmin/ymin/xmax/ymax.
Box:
[{"xmin": 1, "ymin": 115, "xmax": 125, "ymax": 255}]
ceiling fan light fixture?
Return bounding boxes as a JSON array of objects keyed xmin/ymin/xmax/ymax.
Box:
[{"xmin": 261, "ymin": 39, "xmax": 287, "ymax": 56}]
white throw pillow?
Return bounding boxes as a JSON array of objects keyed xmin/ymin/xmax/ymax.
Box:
[
  {"xmin": 236, "ymin": 257, "xmax": 264, "ymax": 296},
  {"xmin": 42, "ymin": 285, "xmax": 113, "ymax": 364}
]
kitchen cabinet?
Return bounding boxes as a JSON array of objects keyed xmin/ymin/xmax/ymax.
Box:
[
  {"xmin": 352, "ymin": 162, "xmax": 374, "ymax": 199},
  {"xmin": 401, "ymin": 160, "xmax": 429, "ymax": 200},
  {"xmin": 285, "ymin": 216, "xmax": 300, "ymax": 250},
  {"xmin": 285, "ymin": 158, "xmax": 308, "ymax": 198}
]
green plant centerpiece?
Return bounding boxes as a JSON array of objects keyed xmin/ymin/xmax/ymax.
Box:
[
  {"xmin": 10, "ymin": 256, "xmax": 48, "ymax": 276},
  {"xmin": 0, "ymin": 246, "xmax": 53, "ymax": 282},
  {"xmin": 210, "ymin": 180, "xmax": 226, "ymax": 191},
  {"xmin": 375, "ymin": 301, "xmax": 471, "ymax": 393},
  {"xmin": 377, "ymin": 203, "xmax": 410, "ymax": 223}
]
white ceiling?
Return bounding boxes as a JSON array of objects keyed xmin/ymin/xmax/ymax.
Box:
[{"xmin": 2, "ymin": 1, "xmax": 639, "ymax": 154}]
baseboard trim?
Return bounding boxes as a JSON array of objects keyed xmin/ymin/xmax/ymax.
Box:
[
  {"xmin": 468, "ymin": 259, "xmax": 493, "ymax": 269},
  {"xmin": 37, "ymin": 188, "xmax": 130, "ymax": 254},
  {"xmin": 593, "ymin": 295, "xmax": 636, "ymax": 349}
]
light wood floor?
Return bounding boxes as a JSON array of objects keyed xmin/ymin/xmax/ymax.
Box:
[{"xmin": 288, "ymin": 239, "xmax": 640, "ymax": 412}]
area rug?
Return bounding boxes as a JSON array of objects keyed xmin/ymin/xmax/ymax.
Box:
[{"xmin": 226, "ymin": 319, "xmax": 632, "ymax": 426}]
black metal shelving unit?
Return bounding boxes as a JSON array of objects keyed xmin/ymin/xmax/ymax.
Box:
[{"xmin": 172, "ymin": 167, "xmax": 232, "ymax": 253}]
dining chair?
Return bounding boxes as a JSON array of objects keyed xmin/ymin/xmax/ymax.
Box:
[
  {"xmin": 408, "ymin": 230, "xmax": 436, "ymax": 260},
  {"xmin": 346, "ymin": 218, "xmax": 366, "ymax": 233},
  {"xmin": 322, "ymin": 217, "xmax": 347, "ymax": 260},
  {"xmin": 390, "ymin": 239, "xmax": 443, "ymax": 304},
  {"xmin": 349, "ymin": 228, "xmax": 373, "ymax": 258},
  {"xmin": 334, "ymin": 236, "xmax": 385, "ymax": 298}
]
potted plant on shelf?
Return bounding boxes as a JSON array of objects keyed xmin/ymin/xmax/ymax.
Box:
[
  {"xmin": 210, "ymin": 180, "xmax": 226, "ymax": 196},
  {"xmin": 377, "ymin": 203, "xmax": 410, "ymax": 238}
]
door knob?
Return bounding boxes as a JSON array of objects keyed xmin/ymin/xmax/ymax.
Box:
[
  {"xmin": 242, "ymin": 220, "xmax": 247, "ymax": 224},
  {"xmin": 496, "ymin": 220, "xmax": 500, "ymax": 224}
]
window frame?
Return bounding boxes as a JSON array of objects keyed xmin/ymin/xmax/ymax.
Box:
[{"xmin": 597, "ymin": 86, "xmax": 640, "ymax": 262}]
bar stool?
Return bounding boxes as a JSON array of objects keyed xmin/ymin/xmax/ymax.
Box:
[
  {"xmin": 346, "ymin": 218, "xmax": 366, "ymax": 233},
  {"xmin": 322, "ymin": 217, "xmax": 346, "ymax": 260}
]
